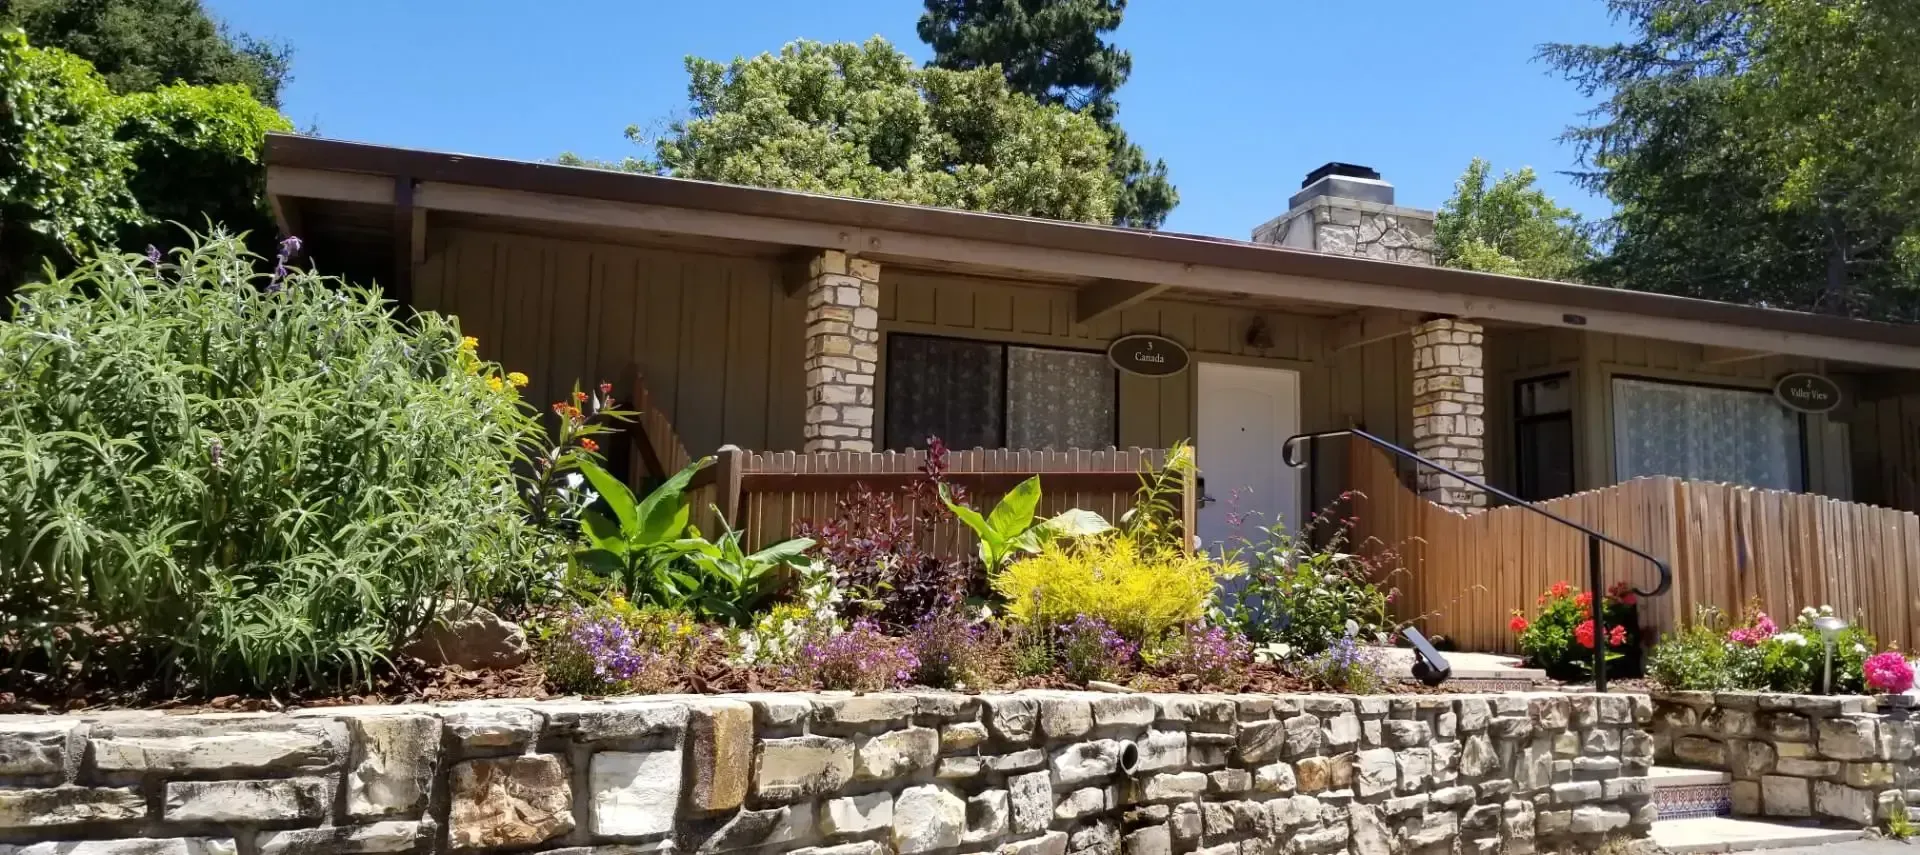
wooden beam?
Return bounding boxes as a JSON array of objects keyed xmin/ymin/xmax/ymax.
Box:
[
  {"xmin": 268, "ymin": 193, "xmax": 303, "ymax": 241},
  {"xmin": 409, "ymin": 206, "xmax": 428, "ymax": 266},
  {"xmin": 1701, "ymin": 346, "xmax": 1775, "ymax": 366},
  {"xmin": 391, "ymin": 176, "xmax": 416, "ymax": 307},
  {"xmin": 1329, "ymin": 309, "xmax": 1425, "ymax": 353},
  {"xmin": 779, "ymin": 249, "xmax": 815, "ymax": 298},
  {"xmin": 268, "ymin": 175, "xmax": 1920, "ymax": 371},
  {"xmin": 1075, "ymin": 280, "xmax": 1170, "ymax": 324}
]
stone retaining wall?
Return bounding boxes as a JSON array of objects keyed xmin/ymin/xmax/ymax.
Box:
[
  {"xmin": 1652, "ymin": 690, "xmax": 1918, "ymax": 827},
  {"xmin": 0, "ymin": 690, "xmax": 1654, "ymax": 854}
]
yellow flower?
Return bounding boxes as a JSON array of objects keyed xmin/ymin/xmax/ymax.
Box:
[
  {"xmin": 485, "ymin": 376, "xmax": 505, "ymax": 393},
  {"xmin": 507, "ymin": 371, "xmax": 529, "ymax": 388},
  {"xmin": 460, "ymin": 336, "xmax": 479, "ymax": 352}
]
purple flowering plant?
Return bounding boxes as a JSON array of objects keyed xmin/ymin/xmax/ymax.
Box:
[
  {"xmin": 1057, "ymin": 615, "xmax": 1136, "ymax": 684},
  {"xmin": 542, "ymin": 599, "xmax": 715, "ymax": 694},
  {"xmin": 1299, "ymin": 628, "xmax": 1385, "ymax": 693},
  {"xmin": 908, "ymin": 609, "xmax": 986, "ymax": 689},
  {"xmin": 787, "ymin": 619, "xmax": 920, "ymax": 691},
  {"xmin": 1147, "ymin": 623, "xmax": 1252, "ymax": 688}
]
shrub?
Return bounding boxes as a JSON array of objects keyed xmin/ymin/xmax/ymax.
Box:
[
  {"xmin": 907, "ymin": 609, "xmax": 989, "ymax": 689},
  {"xmin": 1646, "ymin": 609, "xmax": 1738, "ymax": 691},
  {"xmin": 786, "ymin": 619, "xmax": 919, "ymax": 691},
  {"xmin": 0, "ymin": 235, "xmax": 542, "ymax": 692},
  {"xmin": 994, "ymin": 535, "xmax": 1225, "ymax": 644},
  {"xmin": 1145, "ymin": 624, "xmax": 1251, "ymax": 688},
  {"xmin": 1510, "ymin": 581, "xmax": 1638, "ymax": 679},
  {"xmin": 1216, "ymin": 513, "xmax": 1397, "ymax": 656},
  {"xmin": 795, "ymin": 437, "xmax": 974, "ymax": 628}
]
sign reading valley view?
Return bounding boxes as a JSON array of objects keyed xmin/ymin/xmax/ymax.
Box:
[
  {"xmin": 1774, "ymin": 372, "xmax": 1842, "ymax": 413},
  {"xmin": 1107, "ymin": 334, "xmax": 1190, "ymax": 377}
]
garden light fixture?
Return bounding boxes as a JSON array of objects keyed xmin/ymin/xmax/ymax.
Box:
[{"xmin": 1814, "ymin": 615, "xmax": 1848, "ymax": 694}]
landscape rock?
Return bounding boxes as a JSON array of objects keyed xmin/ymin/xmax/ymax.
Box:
[
  {"xmin": 822, "ymin": 792, "xmax": 893, "ymax": 837},
  {"xmin": 88, "ymin": 722, "xmax": 337, "ymax": 774},
  {"xmin": 0, "ymin": 721, "xmax": 76, "ymax": 776},
  {"xmin": 1010, "ymin": 770, "xmax": 1052, "ymax": 833},
  {"xmin": 893, "ymin": 785, "xmax": 965, "ymax": 854},
  {"xmin": 688, "ymin": 699, "xmax": 754, "ymax": 812},
  {"xmin": 756, "ymin": 736, "xmax": 854, "ymax": 802},
  {"xmin": 342, "ymin": 714, "xmax": 438, "ymax": 820},
  {"xmin": 256, "ymin": 821, "xmax": 422, "ymax": 855},
  {"xmin": 856, "ymin": 727, "xmax": 938, "ymax": 780},
  {"xmin": 398, "ymin": 600, "xmax": 529, "ymax": 668},
  {"xmin": 0, "ymin": 786, "xmax": 145, "ymax": 828}
]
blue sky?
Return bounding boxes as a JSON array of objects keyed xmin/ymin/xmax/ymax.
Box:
[{"xmin": 209, "ymin": 0, "xmax": 1626, "ymax": 238}]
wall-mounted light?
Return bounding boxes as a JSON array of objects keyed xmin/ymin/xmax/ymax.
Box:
[
  {"xmin": 1245, "ymin": 316, "xmax": 1275, "ymax": 350},
  {"xmin": 1814, "ymin": 615, "xmax": 1848, "ymax": 694}
]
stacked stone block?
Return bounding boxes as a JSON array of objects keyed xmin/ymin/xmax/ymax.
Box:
[
  {"xmin": 1411, "ymin": 319, "xmax": 1487, "ymax": 511},
  {"xmin": 803, "ymin": 251, "xmax": 881, "ymax": 452},
  {"xmin": 1249, "ymin": 200, "xmax": 1437, "ymax": 267},
  {"xmin": 0, "ymin": 690, "xmax": 1651, "ymax": 854},
  {"xmin": 1653, "ymin": 691, "xmax": 1920, "ymax": 828}
]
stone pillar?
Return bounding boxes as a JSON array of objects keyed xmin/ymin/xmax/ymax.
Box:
[
  {"xmin": 1411, "ymin": 318, "xmax": 1486, "ymax": 510},
  {"xmin": 803, "ymin": 250, "xmax": 879, "ymax": 452}
]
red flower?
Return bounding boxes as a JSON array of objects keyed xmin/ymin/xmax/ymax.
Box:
[
  {"xmin": 579, "ymin": 438, "xmax": 599, "ymax": 453},
  {"xmin": 573, "ymin": 390, "xmax": 588, "ymax": 404},
  {"xmin": 1618, "ymin": 592, "xmax": 1637, "ymax": 606},
  {"xmin": 1549, "ymin": 581, "xmax": 1572, "ymax": 599},
  {"xmin": 599, "ymin": 381, "xmax": 614, "ymax": 396},
  {"xmin": 1573, "ymin": 620, "xmax": 1629, "ymax": 649},
  {"xmin": 1509, "ymin": 614, "xmax": 1530, "ymax": 634},
  {"xmin": 1575, "ymin": 592, "xmax": 1593, "ymax": 609},
  {"xmin": 1611, "ymin": 625, "xmax": 1628, "ymax": 646}
]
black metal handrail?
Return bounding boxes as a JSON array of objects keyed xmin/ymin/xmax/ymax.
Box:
[{"xmin": 1282, "ymin": 428, "xmax": 1672, "ymax": 692}]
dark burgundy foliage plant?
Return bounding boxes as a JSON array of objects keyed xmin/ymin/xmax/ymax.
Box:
[{"xmin": 794, "ymin": 437, "xmax": 979, "ymax": 630}]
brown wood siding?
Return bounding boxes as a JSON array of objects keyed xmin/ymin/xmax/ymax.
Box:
[
  {"xmin": 415, "ymin": 228, "xmax": 806, "ymax": 457},
  {"xmin": 1848, "ymin": 392, "xmax": 1920, "ymax": 512},
  {"xmin": 879, "ymin": 270, "xmax": 1414, "ymax": 511}
]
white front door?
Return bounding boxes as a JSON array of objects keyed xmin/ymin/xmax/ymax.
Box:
[{"xmin": 1196, "ymin": 362, "xmax": 1301, "ymax": 552}]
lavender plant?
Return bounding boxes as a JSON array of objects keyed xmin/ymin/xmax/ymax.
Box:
[
  {"xmin": 787, "ymin": 619, "xmax": 919, "ymax": 691},
  {"xmin": 1057, "ymin": 615, "xmax": 1137, "ymax": 684},
  {"xmin": 541, "ymin": 599, "xmax": 718, "ymax": 695},
  {"xmin": 907, "ymin": 609, "xmax": 988, "ymax": 688},
  {"xmin": 1299, "ymin": 629, "xmax": 1386, "ymax": 693},
  {"xmin": 1146, "ymin": 624, "xmax": 1252, "ymax": 688}
]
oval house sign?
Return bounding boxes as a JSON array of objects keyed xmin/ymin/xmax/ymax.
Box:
[
  {"xmin": 1108, "ymin": 334, "xmax": 1190, "ymax": 377},
  {"xmin": 1774, "ymin": 372, "xmax": 1842, "ymax": 413}
]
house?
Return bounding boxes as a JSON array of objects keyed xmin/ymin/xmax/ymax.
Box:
[{"xmin": 266, "ymin": 136, "xmax": 1920, "ymax": 646}]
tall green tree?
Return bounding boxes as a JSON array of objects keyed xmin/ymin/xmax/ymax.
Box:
[
  {"xmin": 919, "ymin": 0, "xmax": 1176, "ymax": 229},
  {"xmin": 1435, "ymin": 159, "xmax": 1595, "ymax": 282},
  {"xmin": 4, "ymin": 0, "xmax": 290, "ymax": 106},
  {"xmin": 0, "ymin": 31, "xmax": 289, "ymax": 292},
  {"xmin": 647, "ymin": 38, "xmax": 1118, "ymax": 223},
  {"xmin": 1542, "ymin": 0, "xmax": 1920, "ymax": 321}
]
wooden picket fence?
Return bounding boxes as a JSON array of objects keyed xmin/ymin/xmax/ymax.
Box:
[
  {"xmin": 679, "ymin": 446, "xmax": 1195, "ymax": 562},
  {"xmin": 1347, "ymin": 443, "xmax": 1920, "ymax": 654}
]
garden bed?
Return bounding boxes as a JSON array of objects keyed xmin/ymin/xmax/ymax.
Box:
[{"xmin": 0, "ymin": 688, "xmax": 1656, "ymax": 855}]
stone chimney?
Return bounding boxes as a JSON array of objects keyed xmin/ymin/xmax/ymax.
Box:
[
  {"xmin": 1250, "ymin": 163, "xmax": 1436, "ymax": 266},
  {"xmin": 1254, "ymin": 163, "xmax": 1483, "ymax": 510}
]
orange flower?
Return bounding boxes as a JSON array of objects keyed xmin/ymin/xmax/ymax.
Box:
[
  {"xmin": 1574, "ymin": 591, "xmax": 1593, "ymax": 609},
  {"xmin": 579, "ymin": 438, "xmax": 600, "ymax": 453},
  {"xmin": 1509, "ymin": 614, "xmax": 1529, "ymax": 634},
  {"xmin": 1548, "ymin": 581, "xmax": 1572, "ymax": 599},
  {"xmin": 573, "ymin": 390, "xmax": 588, "ymax": 404}
]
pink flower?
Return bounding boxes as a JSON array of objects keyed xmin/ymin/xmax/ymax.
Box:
[
  {"xmin": 1728, "ymin": 613, "xmax": 1778, "ymax": 646},
  {"xmin": 1864, "ymin": 651, "xmax": 1914, "ymax": 694}
]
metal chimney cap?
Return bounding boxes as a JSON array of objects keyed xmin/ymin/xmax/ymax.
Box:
[{"xmin": 1301, "ymin": 162, "xmax": 1382, "ymax": 187}]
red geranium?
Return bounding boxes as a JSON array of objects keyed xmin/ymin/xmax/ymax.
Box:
[
  {"xmin": 1574, "ymin": 620, "xmax": 1628, "ymax": 649},
  {"xmin": 1509, "ymin": 614, "xmax": 1530, "ymax": 633},
  {"xmin": 1549, "ymin": 581, "xmax": 1572, "ymax": 598}
]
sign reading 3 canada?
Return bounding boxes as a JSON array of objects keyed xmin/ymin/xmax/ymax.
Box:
[{"xmin": 1107, "ymin": 334, "xmax": 1190, "ymax": 378}]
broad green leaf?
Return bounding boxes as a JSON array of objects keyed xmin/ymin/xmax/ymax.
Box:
[
  {"xmin": 748, "ymin": 537, "xmax": 816, "ymax": 567},
  {"xmin": 987, "ymin": 476, "xmax": 1043, "ymax": 538},
  {"xmin": 1039, "ymin": 508, "xmax": 1113, "ymax": 539},
  {"xmin": 635, "ymin": 457, "xmax": 712, "ymax": 543},
  {"xmin": 577, "ymin": 459, "xmax": 641, "ymax": 538},
  {"xmin": 579, "ymin": 509, "xmax": 627, "ymax": 556},
  {"xmin": 941, "ymin": 482, "xmax": 994, "ymax": 541}
]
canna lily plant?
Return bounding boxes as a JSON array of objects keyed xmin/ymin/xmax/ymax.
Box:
[{"xmin": 941, "ymin": 476, "xmax": 1112, "ymax": 572}]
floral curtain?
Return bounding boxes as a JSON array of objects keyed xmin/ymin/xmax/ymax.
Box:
[
  {"xmin": 1612, "ymin": 378, "xmax": 1803, "ymax": 490},
  {"xmin": 885, "ymin": 336, "xmax": 1002, "ymax": 450},
  {"xmin": 1006, "ymin": 346, "xmax": 1116, "ymax": 450}
]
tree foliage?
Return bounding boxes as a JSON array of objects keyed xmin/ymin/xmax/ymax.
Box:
[
  {"xmin": 1435, "ymin": 158, "xmax": 1595, "ymax": 281},
  {"xmin": 919, "ymin": 0, "xmax": 1176, "ymax": 228},
  {"xmin": 4, "ymin": 0, "xmax": 290, "ymax": 106},
  {"xmin": 650, "ymin": 38, "xmax": 1118, "ymax": 224},
  {"xmin": 1543, "ymin": 0, "xmax": 1920, "ymax": 321},
  {"xmin": 0, "ymin": 30, "xmax": 289, "ymax": 292}
]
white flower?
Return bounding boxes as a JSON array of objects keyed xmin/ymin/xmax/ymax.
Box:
[
  {"xmin": 1821, "ymin": 605, "xmax": 1835, "ymax": 615},
  {"xmin": 1856, "ymin": 643, "xmax": 1869, "ymax": 654},
  {"xmin": 1774, "ymin": 632, "xmax": 1807, "ymax": 647},
  {"xmin": 565, "ymin": 472, "xmax": 585, "ymax": 490}
]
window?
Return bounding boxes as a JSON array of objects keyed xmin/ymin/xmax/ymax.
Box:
[
  {"xmin": 884, "ymin": 334, "xmax": 1117, "ymax": 450},
  {"xmin": 1612, "ymin": 377, "xmax": 1804, "ymax": 491},
  {"xmin": 1515, "ymin": 374, "xmax": 1575, "ymax": 501}
]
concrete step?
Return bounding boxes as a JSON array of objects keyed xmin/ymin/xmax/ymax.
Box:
[
  {"xmin": 1651, "ymin": 765, "xmax": 1733, "ymax": 819},
  {"xmin": 1650, "ymin": 816, "xmax": 1870, "ymax": 854}
]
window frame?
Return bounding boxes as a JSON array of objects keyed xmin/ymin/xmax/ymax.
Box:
[
  {"xmin": 881, "ymin": 332, "xmax": 1121, "ymax": 451},
  {"xmin": 1512, "ymin": 372, "xmax": 1576, "ymax": 501},
  {"xmin": 1608, "ymin": 373, "xmax": 1811, "ymax": 492}
]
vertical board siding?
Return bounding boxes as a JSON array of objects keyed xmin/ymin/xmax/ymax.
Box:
[
  {"xmin": 1349, "ymin": 442, "xmax": 1920, "ymax": 654},
  {"xmin": 879, "ymin": 270, "xmax": 1410, "ymax": 457},
  {"xmin": 1846, "ymin": 392, "xmax": 1920, "ymax": 514},
  {"xmin": 418, "ymin": 229, "xmax": 806, "ymax": 456}
]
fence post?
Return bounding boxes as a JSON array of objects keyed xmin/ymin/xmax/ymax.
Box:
[
  {"xmin": 715, "ymin": 445, "xmax": 745, "ymax": 528},
  {"xmin": 1181, "ymin": 447, "xmax": 1199, "ymax": 555}
]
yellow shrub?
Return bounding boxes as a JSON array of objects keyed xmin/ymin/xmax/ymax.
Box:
[{"xmin": 993, "ymin": 536, "xmax": 1237, "ymax": 642}]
